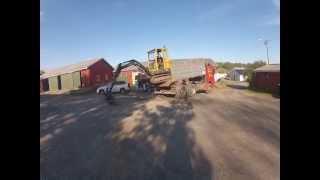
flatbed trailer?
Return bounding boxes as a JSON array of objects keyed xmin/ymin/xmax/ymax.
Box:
[{"xmin": 152, "ymin": 58, "xmax": 215, "ymax": 97}]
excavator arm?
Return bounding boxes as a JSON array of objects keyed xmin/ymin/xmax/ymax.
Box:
[
  {"xmin": 113, "ymin": 59, "xmax": 151, "ymax": 80},
  {"xmin": 105, "ymin": 59, "xmax": 151, "ymax": 101}
]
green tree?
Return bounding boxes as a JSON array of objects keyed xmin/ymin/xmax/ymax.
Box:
[
  {"xmin": 216, "ymin": 67, "xmax": 228, "ymax": 73},
  {"xmin": 248, "ymin": 60, "xmax": 266, "ymax": 69},
  {"xmin": 222, "ymin": 62, "xmax": 233, "ymax": 70}
]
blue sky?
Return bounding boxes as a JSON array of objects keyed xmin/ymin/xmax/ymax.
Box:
[{"xmin": 40, "ymin": 0, "xmax": 280, "ymax": 69}]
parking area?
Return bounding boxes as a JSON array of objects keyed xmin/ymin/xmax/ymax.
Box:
[{"xmin": 40, "ymin": 84, "xmax": 280, "ymax": 180}]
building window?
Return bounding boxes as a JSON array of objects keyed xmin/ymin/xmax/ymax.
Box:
[
  {"xmin": 96, "ymin": 75, "xmax": 101, "ymax": 82},
  {"xmin": 105, "ymin": 74, "xmax": 109, "ymax": 81}
]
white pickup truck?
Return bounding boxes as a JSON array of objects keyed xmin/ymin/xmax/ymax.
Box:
[{"xmin": 96, "ymin": 81, "xmax": 130, "ymax": 94}]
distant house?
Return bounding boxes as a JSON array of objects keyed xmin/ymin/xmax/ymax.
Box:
[
  {"xmin": 40, "ymin": 58, "xmax": 114, "ymax": 92},
  {"xmin": 228, "ymin": 67, "xmax": 246, "ymax": 81},
  {"xmin": 118, "ymin": 65, "xmax": 147, "ymax": 87},
  {"xmin": 252, "ymin": 64, "xmax": 280, "ymax": 93}
]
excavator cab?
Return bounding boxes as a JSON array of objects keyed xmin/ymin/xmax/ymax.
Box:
[{"xmin": 147, "ymin": 47, "xmax": 172, "ymax": 75}]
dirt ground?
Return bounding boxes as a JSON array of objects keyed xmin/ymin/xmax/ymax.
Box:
[{"xmin": 40, "ymin": 83, "xmax": 280, "ymax": 180}]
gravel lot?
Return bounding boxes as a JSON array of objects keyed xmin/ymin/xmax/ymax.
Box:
[{"xmin": 40, "ymin": 83, "xmax": 280, "ymax": 180}]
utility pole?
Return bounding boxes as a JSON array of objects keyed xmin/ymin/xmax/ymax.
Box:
[{"xmin": 264, "ymin": 40, "xmax": 270, "ymax": 64}]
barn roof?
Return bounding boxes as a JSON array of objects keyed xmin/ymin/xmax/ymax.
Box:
[
  {"xmin": 121, "ymin": 65, "xmax": 143, "ymax": 72},
  {"xmin": 254, "ymin": 64, "xmax": 280, "ymax": 72},
  {"xmin": 41, "ymin": 58, "xmax": 113, "ymax": 79}
]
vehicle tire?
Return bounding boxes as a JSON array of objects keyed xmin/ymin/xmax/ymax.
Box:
[
  {"xmin": 120, "ymin": 88, "xmax": 125, "ymax": 94},
  {"xmin": 99, "ymin": 89, "xmax": 104, "ymax": 95}
]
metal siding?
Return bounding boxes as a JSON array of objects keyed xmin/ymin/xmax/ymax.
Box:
[
  {"xmin": 132, "ymin": 71, "xmax": 139, "ymax": 85},
  {"xmin": 253, "ymin": 72, "xmax": 280, "ymax": 92},
  {"xmin": 61, "ymin": 73, "xmax": 74, "ymax": 90},
  {"xmin": 80, "ymin": 69, "xmax": 89, "ymax": 87},
  {"xmin": 72, "ymin": 71, "xmax": 81, "ymax": 89},
  {"xmin": 117, "ymin": 73, "xmax": 128, "ymax": 82},
  {"xmin": 43, "ymin": 79, "xmax": 49, "ymax": 91},
  {"xmin": 88, "ymin": 60, "xmax": 114, "ymax": 86},
  {"xmin": 127, "ymin": 71, "xmax": 133, "ymax": 85},
  {"xmin": 48, "ymin": 76, "xmax": 59, "ymax": 91},
  {"xmin": 118, "ymin": 71, "xmax": 133, "ymax": 84},
  {"xmin": 171, "ymin": 61, "xmax": 205, "ymax": 80},
  {"xmin": 40, "ymin": 80, "xmax": 43, "ymax": 92}
]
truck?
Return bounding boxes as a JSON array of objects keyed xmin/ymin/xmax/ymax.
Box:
[
  {"xmin": 151, "ymin": 58, "xmax": 215, "ymax": 97},
  {"xmin": 105, "ymin": 47, "xmax": 215, "ymax": 101}
]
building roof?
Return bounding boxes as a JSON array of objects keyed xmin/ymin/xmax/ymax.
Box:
[
  {"xmin": 254, "ymin": 64, "xmax": 280, "ymax": 72},
  {"xmin": 121, "ymin": 65, "xmax": 143, "ymax": 72},
  {"xmin": 41, "ymin": 58, "xmax": 113, "ymax": 79}
]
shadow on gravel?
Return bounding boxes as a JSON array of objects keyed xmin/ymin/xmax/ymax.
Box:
[
  {"xmin": 192, "ymin": 96, "xmax": 280, "ymax": 149},
  {"xmin": 40, "ymin": 93, "xmax": 213, "ymax": 180}
]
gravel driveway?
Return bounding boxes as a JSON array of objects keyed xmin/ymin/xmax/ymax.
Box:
[{"xmin": 40, "ymin": 86, "xmax": 280, "ymax": 180}]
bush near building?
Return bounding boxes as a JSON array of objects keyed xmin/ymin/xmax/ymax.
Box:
[{"xmin": 216, "ymin": 60, "xmax": 266, "ymax": 83}]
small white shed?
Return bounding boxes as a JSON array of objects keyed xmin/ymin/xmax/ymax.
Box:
[{"xmin": 228, "ymin": 67, "xmax": 246, "ymax": 81}]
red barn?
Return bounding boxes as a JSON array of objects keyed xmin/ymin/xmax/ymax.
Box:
[
  {"xmin": 40, "ymin": 58, "xmax": 114, "ymax": 92},
  {"xmin": 40, "ymin": 77, "xmax": 49, "ymax": 93},
  {"xmin": 118, "ymin": 65, "xmax": 147, "ymax": 87},
  {"xmin": 252, "ymin": 64, "xmax": 280, "ymax": 93}
]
